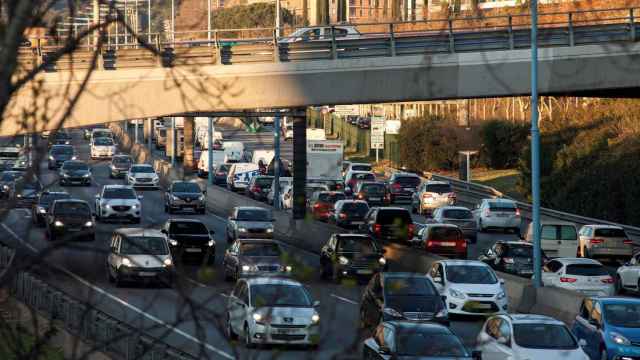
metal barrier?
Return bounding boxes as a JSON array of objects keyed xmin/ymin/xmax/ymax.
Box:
[{"xmin": 0, "ymin": 243, "xmax": 197, "ymax": 360}]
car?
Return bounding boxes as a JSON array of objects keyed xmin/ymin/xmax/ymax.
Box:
[
  {"xmin": 48, "ymin": 145, "xmax": 75, "ymax": 169},
  {"xmin": 161, "ymin": 219, "xmax": 215, "ymax": 265},
  {"xmin": 307, "ymin": 191, "xmax": 346, "ymax": 221},
  {"xmin": 320, "ymin": 234, "xmax": 387, "ymax": 283},
  {"xmin": 226, "ymin": 162, "xmax": 260, "ymax": 192},
  {"xmin": 12, "ymin": 175, "xmax": 42, "ymax": 208},
  {"xmin": 280, "ymin": 183, "xmax": 331, "ymax": 210},
  {"xmin": 387, "ymin": 172, "xmax": 421, "ymax": 204},
  {"xmin": 477, "ymin": 314, "xmax": 588, "ymax": 360},
  {"xmin": 344, "ymin": 170, "xmax": 375, "ymax": 191},
  {"xmin": 32, "ymin": 191, "xmax": 71, "ymax": 226},
  {"xmin": 0, "ymin": 170, "xmax": 23, "ymax": 198},
  {"xmin": 359, "ymin": 272, "xmax": 448, "ymax": 330},
  {"xmin": 226, "ymin": 206, "xmax": 274, "ymax": 243},
  {"xmin": 432, "ymin": 206, "xmax": 477, "ymax": 242},
  {"xmin": 344, "ymin": 162, "xmax": 372, "ymax": 175},
  {"xmin": 541, "ymin": 258, "xmax": 614, "ymax": 296},
  {"xmin": 524, "ymin": 220, "xmax": 579, "ymax": 258},
  {"xmin": 109, "ymin": 155, "xmax": 132, "ymax": 178},
  {"xmin": 213, "ymin": 163, "xmax": 232, "ymax": 186},
  {"xmin": 572, "ymin": 297, "xmax": 640, "ymax": 360},
  {"xmin": 279, "ymin": 25, "xmax": 361, "ymax": 43},
  {"xmin": 412, "ymin": 223, "xmax": 467, "ymax": 259},
  {"xmin": 616, "ymin": 252, "xmax": 640, "ymax": 294},
  {"xmin": 341, "ymin": 161, "xmax": 352, "ymax": 178},
  {"xmin": 126, "ymin": 164, "xmax": 160, "ymax": 189},
  {"xmin": 48, "ymin": 131, "xmax": 72, "ymax": 146},
  {"xmin": 578, "ymin": 225, "xmax": 633, "ymax": 260},
  {"xmin": 478, "ymin": 241, "xmax": 546, "ymax": 278},
  {"xmin": 90, "ymin": 128, "xmax": 114, "ymax": 143},
  {"xmin": 90, "ymin": 136, "xmax": 116, "ymax": 159},
  {"xmin": 266, "ymin": 176, "xmax": 292, "ymax": 206},
  {"xmin": 329, "ymin": 199, "xmax": 369, "ymax": 229},
  {"xmin": 363, "ymin": 321, "xmax": 480, "ymax": 360},
  {"xmin": 475, "ymin": 198, "xmax": 522, "ymax": 235},
  {"xmin": 95, "ymin": 185, "xmax": 142, "ymax": 223},
  {"xmin": 427, "ymin": 260, "xmax": 508, "ymax": 315},
  {"xmin": 411, "ymin": 180, "xmax": 455, "ymax": 215},
  {"xmin": 225, "ymin": 277, "xmax": 320, "ymax": 347},
  {"xmin": 362, "ymin": 207, "xmax": 415, "ymax": 243},
  {"xmin": 244, "ymin": 175, "xmax": 273, "ymax": 201},
  {"xmin": 0, "ymin": 146, "xmax": 25, "ymax": 171},
  {"xmin": 59, "ymin": 160, "xmax": 92, "ymax": 186},
  {"xmin": 164, "ymin": 180, "xmax": 206, "ymax": 214},
  {"xmin": 45, "ymin": 199, "xmax": 95, "ymax": 242},
  {"xmin": 353, "ymin": 181, "xmax": 387, "ymax": 206},
  {"xmin": 106, "ymin": 228, "xmax": 175, "ymax": 287},
  {"xmin": 222, "ymin": 239, "xmax": 292, "ymax": 281}
]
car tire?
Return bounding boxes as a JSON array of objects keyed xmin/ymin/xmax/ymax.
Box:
[
  {"xmin": 332, "ymin": 265, "xmax": 341, "ymax": 284},
  {"xmin": 226, "ymin": 314, "xmax": 238, "ymax": 340},
  {"xmin": 615, "ymin": 276, "xmax": 624, "ymax": 294},
  {"xmin": 244, "ymin": 324, "xmax": 254, "ymax": 349},
  {"xmin": 114, "ymin": 272, "xmax": 124, "ymax": 288}
]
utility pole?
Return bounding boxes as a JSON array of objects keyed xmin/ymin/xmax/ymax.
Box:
[
  {"xmin": 208, "ymin": 0, "xmax": 212, "ymax": 44},
  {"xmin": 273, "ymin": 114, "xmax": 281, "ymax": 209},
  {"xmin": 124, "ymin": 0, "xmax": 128, "ymax": 45},
  {"xmin": 207, "ymin": 117, "xmax": 214, "ymax": 185},
  {"xmin": 171, "ymin": 0, "xmax": 175, "ymax": 44},
  {"xmin": 171, "ymin": 117, "xmax": 177, "ymax": 167},
  {"xmin": 276, "ymin": 0, "xmax": 281, "ymax": 38},
  {"xmin": 531, "ymin": 0, "xmax": 542, "ymax": 288},
  {"xmin": 148, "ymin": 0, "xmax": 151, "ymax": 43},
  {"xmin": 92, "ymin": 0, "xmax": 100, "ymax": 48}
]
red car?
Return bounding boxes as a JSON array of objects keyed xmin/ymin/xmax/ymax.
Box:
[
  {"xmin": 417, "ymin": 224, "xmax": 467, "ymax": 259},
  {"xmin": 308, "ymin": 191, "xmax": 346, "ymax": 221}
]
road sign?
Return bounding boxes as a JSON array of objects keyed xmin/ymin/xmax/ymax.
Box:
[
  {"xmin": 384, "ymin": 120, "xmax": 401, "ymax": 135},
  {"xmin": 334, "ymin": 105, "xmax": 360, "ymax": 116},
  {"xmin": 371, "ymin": 117, "xmax": 385, "ymax": 150}
]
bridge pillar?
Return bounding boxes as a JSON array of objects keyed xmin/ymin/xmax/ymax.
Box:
[
  {"xmin": 292, "ymin": 110, "xmax": 307, "ymax": 220},
  {"xmin": 183, "ymin": 116, "xmax": 195, "ymax": 172}
]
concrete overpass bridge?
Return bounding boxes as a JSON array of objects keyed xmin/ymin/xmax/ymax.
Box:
[{"xmin": 6, "ymin": 7, "xmax": 640, "ymax": 136}]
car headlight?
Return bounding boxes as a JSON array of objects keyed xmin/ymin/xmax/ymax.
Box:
[
  {"xmin": 152, "ymin": 176, "xmax": 159, "ymax": 182},
  {"xmin": 49, "ymin": 156, "xmax": 54, "ymax": 160},
  {"xmin": 497, "ymin": 291, "xmax": 506, "ymax": 300},
  {"xmin": 62, "ymin": 172, "xmax": 70, "ymax": 177},
  {"xmin": 610, "ymin": 332, "xmax": 631, "ymax": 346},
  {"xmin": 311, "ymin": 314, "xmax": 320, "ymax": 324},
  {"xmin": 16, "ymin": 194, "xmax": 22, "ymax": 198},
  {"xmin": 242, "ymin": 265, "xmax": 251, "ymax": 272},
  {"xmin": 171, "ymin": 195, "xmax": 179, "ymax": 201},
  {"xmin": 252, "ymin": 312, "xmax": 263, "ymax": 322},
  {"xmin": 207, "ymin": 240, "xmax": 215, "ymax": 247},
  {"xmin": 83, "ymin": 173, "xmax": 90, "ymax": 178},
  {"xmin": 198, "ymin": 195, "xmax": 205, "ymax": 201},
  {"xmin": 285, "ymin": 265, "xmax": 292, "ymax": 272},
  {"xmin": 103, "ymin": 204, "xmax": 111, "ymax": 209},
  {"xmin": 449, "ymin": 288, "xmax": 466, "ymax": 300},
  {"xmin": 266, "ymin": 228, "xmax": 273, "ymax": 233},
  {"xmin": 435, "ymin": 308, "xmax": 448, "ymax": 318},
  {"xmin": 238, "ymin": 227, "xmax": 247, "ymax": 233},
  {"xmin": 383, "ymin": 307, "xmax": 403, "ymax": 318},
  {"xmin": 37, "ymin": 207, "xmax": 46, "ymax": 214},
  {"xmin": 122, "ymin": 258, "xmax": 132, "ymax": 267},
  {"xmin": 338, "ymin": 256, "xmax": 349, "ymax": 265},
  {"xmin": 84, "ymin": 221, "xmax": 93, "ymax": 227},
  {"xmin": 54, "ymin": 220, "xmax": 64, "ymax": 227},
  {"xmin": 71, "ymin": 156, "xmax": 77, "ymax": 160},
  {"xmin": 132, "ymin": 204, "xmax": 139, "ymax": 210},
  {"xmin": 2, "ymin": 185, "xmax": 8, "ymax": 191},
  {"xmin": 163, "ymin": 258, "xmax": 173, "ymax": 267},
  {"xmin": 378, "ymin": 257, "xmax": 386, "ymax": 265}
]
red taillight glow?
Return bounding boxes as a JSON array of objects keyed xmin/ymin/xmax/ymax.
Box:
[
  {"xmin": 313, "ymin": 203, "xmax": 320, "ymax": 209},
  {"xmin": 357, "ymin": 193, "xmax": 365, "ymax": 200},
  {"xmin": 590, "ymin": 238, "xmax": 605, "ymax": 244},
  {"xmin": 515, "ymin": 208, "xmax": 521, "ymax": 216},
  {"xmin": 374, "ymin": 224, "xmax": 381, "ymax": 234},
  {"xmin": 251, "ymin": 186, "xmax": 260, "ymax": 193},
  {"xmin": 422, "ymin": 192, "xmax": 433, "ymax": 199},
  {"xmin": 339, "ymin": 213, "xmax": 347, "ymax": 219},
  {"xmin": 461, "ymin": 240, "xmax": 467, "ymax": 248},
  {"xmin": 408, "ymin": 224, "xmax": 415, "ymax": 238},
  {"xmin": 560, "ymin": 277, "xmax": 577, "ymax": 283},
  {"xmin": 624, "ymin": 239, "xmax": 633, "ymax": 245},
  {"xmin": 426, "ymin": 241, "xmax": 434, "ymax": 248},
  {"xmin": 601, "ymin": 277, "xmax": 615, "ymax": 284}
]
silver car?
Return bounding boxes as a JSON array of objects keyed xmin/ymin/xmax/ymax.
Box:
[
  {"xmin": 432, "ymin": 206, "xmax": 477, "ymax": 242},
  {"xmin": 225, "ymin": 277, "xmax": 320, "ymax": 348},
  {"xmin": 222, "ymin": 239, "xmax": 292, "ymax": 281},
  {"xmin": 474, "ymin": 198, "xmax": 521, "ymax": 235},
  {"xmin": 578, "ymin": 224, "xmax": 632, "ymax": 260},
  {"xmin": 226, "ymin": 206, "xmax": 274, "ymax": 243},
  {"xmin": 411, "ymin": 181, "xmax": 456, "ymax": 216}
]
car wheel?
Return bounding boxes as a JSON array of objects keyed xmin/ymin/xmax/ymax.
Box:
[
  {"xmin": 615, "ymin": 276, "xmax": 624, "ymax": 294},
  {"xmin": 199, "ymin": 207, "xmax": 206, "ymax": 215},
  {"xmin": 223, "ymin": 265, "xmax": 233, "ymax": 282},
  {"xmin": 332, "ymin": 265, "xmax": 341, "ymax": 284},
  {"xmin": 234, "ymin": 267, "xmax": 241, "ymax": 282},
  {"xmin": 244, "ymin": 324, "xmax": 254, "ymax": 348},
  {"xmin": 226, "ymin": 313, "xmax": 238, "ymax": 340},
  {"xmin": 114, "ymin": 271, "xmax": 124, "ymax": 288}
]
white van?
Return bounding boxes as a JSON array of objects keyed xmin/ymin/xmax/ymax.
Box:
[
  {"xmin": 525, "ymin": 220, "xmax": 578, "ymax": 258},
  {"xmin": 245, "ymin": 149, "xmax": 275, "ymax": 166},
  {"xmin": 197, "ymin": 150, "xmax": 226, "ymax": 177},
  {"xmin": 223, "ymin": 141, "xmax": 244, "ymax": 162},
  {"xmin": 226, "ymin": 162, "xmax": 260, "ymax": 191}
]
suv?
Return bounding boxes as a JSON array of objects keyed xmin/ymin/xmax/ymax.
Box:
[
  {"xmin": 330, "ymin": 200, "xmax": 370, "ymax": 228},
  {"xmin": 354, "ymin": 181, "xmax": 387, "ymax": 206},
  {"xmin": 320, "ymin": 234, "xmax": 387, "ymax": 282},
  {"xmin": 59, "ymin": 160, "xmax": 92, "ymax": 186},
  {"xmin": 387, "ymin": 173, "xmax": 421, "ymax": 204},
  {"xmin": 223, "ymin": 239, "xmax": 292, "ymax": 281},
  {"xmin": 308, "ymin": 191, "xmax": 346, "ymax": 221},
  {"xmin": 245, "ymin": 175, "xmax": 274, "ymax": 201},
  {"xmin": 95, "ymin": 185, "xmax": 142, "ymax": 223},
  {"xmin": 90, "ymin": 136, "xmax": 116, "ymax": 159},
  {"xmin": 475, "ymin": 198, "xmax": 521, "ymax": 234},
  {"xmin": 46, "ymin": 199, "xmax": 95, "ymax": 241},
  {"xmin": 345, "ymin": 170, "xmax": 375, "ymax": 191},
  {"xmin": 32, "ymin": 191, "xmax": 71, "ymax": 225},
  {"xmin": 164, "ymin": 180, "xmax": 206, "ymax": 214},
  {"xmin": 126, "ymin": 164, "xmax": 160, "ymax": 189},
  {"xmin": 411, "ymin": 180, "xmax": 455, "ymax": 215},
  {"xmin": 48, "ymin": 145, "xmax": 75, "ymax": 169},
  {"xmin": 226, "ymin": 206, "xmax": 274, "ymax": 243},
  {"xmin": 362, "ymin": 207, "xmax": 415, "ymax": 243},
  {"xmin": 578, "ymin": 224, "xmax": 632, "ymax": 260},
  {"xmin": 161, "ymin": 219, "xmax": 215, "ymax": 264},
  {"xmin": 106, "ymin": 228, "xmax": 175, "ymax": 287},
  {"xmin": 109, "ymin": 155, "xmax": 132, "ymax": 179}
]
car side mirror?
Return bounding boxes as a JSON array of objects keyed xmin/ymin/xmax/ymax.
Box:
[
  {"xmin": 472, "ymin": 350, "xmax": 482, "ymax": 360},
  {"xmin": 209, "ymin": 230, "xmax": 215, "ymax": 236},
  {"xmin": 578, "ymin": 339, "xmax": 587, "ymax": 348},
  {"xmin": 313, "ymin": 300, "xmax": 320, "ymax": 307},
  {"xmin": 203, "ymin": 190, "xmax": 207, "ymax": 195},
  {"xmin": 94, "ymin": 194, "xmax": 100, "ymax": 199},
  {"xmin": 433, "ymin": 276, "xmax": 442, "ymax": 284},
  {"xmin": 229, "ymin": 217, "xmax": 236, "ymax": 221},
  {"xmin": 378, "ymin": 345, "xmax": 391, "ymax": 354},
  {"xmin": 138, "ymin": 195, "xmax": 144, "ymax": 200},
  {"xmin": 160, "ymin": 229, "xmax": 167, "ymax": 234},
  {"xmin": 497, "ymin": 336, "xmax": 509, "ymax": 345},
  {"xmin": 499, "ymin": 278, "xmax": 505, "ymax": 285}
]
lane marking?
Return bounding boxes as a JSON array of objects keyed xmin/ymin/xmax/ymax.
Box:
[
  {"xmin": 185, "ymin": 277, "xmax": 208, "ymax": 288},
  {"xmin": 330, "ymin": 294, "xmax": 358, "ymax": 305},
  {"xmin": 0, "ymin": 223, "xmax": 235, "ymax": 360}
]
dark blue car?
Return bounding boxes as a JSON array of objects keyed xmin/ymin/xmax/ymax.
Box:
[{"xmin": 572, "ymin": 296, "xmax": 640, "ymax": 360}]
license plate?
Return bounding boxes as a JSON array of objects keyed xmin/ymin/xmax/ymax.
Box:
[
  {"xmin": 185, "ymin": 248, "xmax": 202, "ymax": 253},
  {"xmin": 474, "ymin": 303, "xmax": 492, "ymax": 309},
  {"xmin": 68, "ymin": 228, "xmax": 81, "ymax": 232},
  {"xmin": 357, "ymin": 269, "xmax": 373, "ymax": 275},
  {"xmin": 440, "ymin": 242, "xmax": 456, "ymax": 247},
  {"xmin": 351, "ymin": 221, "xmax": 364, "ymax": 225},
  {"xmin": 404, "ymin": 188, "xmax": 413, "ymax": 191},
  {"xmin": 139, "ymin": 272, "xmax": 155, "ymax": 277},
  {"xmin": 369, "ymin": 197, "xmax": 380, "ymax": 201},
  {"xmin": 276, "ymin": 329, "xmax": 297, "ymax": 334}
]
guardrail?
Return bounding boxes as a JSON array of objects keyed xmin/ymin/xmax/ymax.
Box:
[
  {"xmin": 18, "ymin": 6, "xmax": 640, "ymax": 71},
  {"xmin": 0, "ymin": 243, "xmax": 196, "ymax": 360}
]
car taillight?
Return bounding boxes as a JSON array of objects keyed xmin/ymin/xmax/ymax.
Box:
[
  {"xmin": 251, "ymin": 186, "xmax": 260, "ymax": 192},
  {"xmin": 313, "ymin": 203, "xmax": 321, "ymax": 209},
  {"xmin": 391, "ymin": 183, "xmax": 401, "ymax": 192},
  {"xmin": 339, "ymin": 212, "xmax": 347, "ymax": 219},
  {"xmin": 216, "ymin": 172, "xmax": 224, "ymax": 176},
  {"xmin": 335, "ymin": 184, "xmax": 343, "ymax": 190},
  {"xmin": 357, "ymin": 193, "xmax": 365, "ymax": 200},
  {"xmin": 560, "ymin": 277, "xmax": 577, "ymax": 283},
  {"xmin": 408, "ymin": 224, "xmax": 415, "ymax": 238},
  {"xmin": 422, "ymin": 192, "xmax": 433, "ymax": 199},
  {"xmin": 374, "ymin": 224, "xmax": 381, "ymax": 234},
  {"xmin": 601, "ymin": 277, "xmax": 615, "ymax": 284},
  {"xmin": 624, "ymin": 239, "xmax": 633, "ymax": 245},
  {"xmin": 590, "ymin": 238, "xmax": 605, "ymax": 244},
  {"xmin": 515, "ymin": 208, "xmax": 521, "ymax": 216},
  {"xmin": 461, "ymin": 240, "xmax": 467, "ymax": 248},
  {"xmin": 426, "ymin": 241, "xmax": 434, "ymax": 248},
  {"xmin": 503, "ymin": 257, "xmax": 514, "ymax": 264}
]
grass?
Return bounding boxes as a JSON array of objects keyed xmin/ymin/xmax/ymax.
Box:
[
  {"xmin": 472, "ymin": 168, "xmax": 525, "ymax": 201},
  {"xmin": 0, "ymin": 326, "xmax": 64, "ymax": 360}
]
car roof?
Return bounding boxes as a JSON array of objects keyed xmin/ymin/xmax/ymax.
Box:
[
  {"xmin": 437, "ymin": 206, "xmax": 470, "ymax": 212},
  {"xmin": 237, "ymin": 238, "xmax": 278, "ymax": 244},
  {"xmin": 496, "ymin": 240, "xmax": 532, "ymax": 246},
  {"xmin": 103, "ymin": 184, "xmax": 134, "ymax": 189},
  {"xmin": 131, "ymin": 163, "xmax": 153, "ymax": 167},
  {"xmin": 0, "ymin": 147, "xmax": 20, "ymax": 151},
  {"xmin": 486, "ymin": 198, "xmax": 516, "ymax": 204},
  {"xmin": 425, "ymin": 180, "xmax": 449, "ymax": 185},
  {"xmin": 424, "ymin": 223, "xmax": 459, "ymax": 229},
  {"xmin": 554, "ymin": 257, "xmax": 602, "ymax": 265},
  {"xmin": 336, "ymin": 233, "xmax": 371, "ymax": 239},
  {"xmin": 393, "ymin": 172, "xmax": 420, "ymax": 178},
  {"xmin": 336, "ymin": 199, "xmax": 368, "ymax": 205},
  {"xmin": 385, "ymin": 321, "xmax": 452, "ymax": 334},
  {"xmin": 376, "ymin": 207, "xmax": 409, "ymax": 212},
  {"xmin": 41, "ymin": 191, "xmax": 69, "ymax": 195},
  {"xmin": 440, "ymin": 260, "xmax": 488, "ymax": 267},
  {"xmin": 382, "ymin": 272, "xmax": 429, "ymax": 279},
  {"xmin": 167, "ymin": 218, "xmax": 205, "ymax": 224},
  {"xmin": 52, "ymin": 199, "xmax": 88, "ymax": 204},
  {"xmin": 538, "ymin": 220, "xmax": 576, "ymax": 226},
  {"xmin": 235, "ymin": 206, "xmax": 269, "ymax": 211},
  {"xmin": 245, "ymin": 277, "xmax": 302, "ymax": 287},
  {"xmin": 350, "ymin": 163, "xmax": 371, "ymax": 167},
  {"xmin": 596, "ymin": 297, "xmax": 640, "ymax": 305},
  {"xmin": 584, "ymin": 224, "xmax": 624, "ymax": 230},
  {"xmin": 115, "ymin": 228, "xmax": 165, "ymax": 237},
  {"xmin": 51, "ymin": 144, "xmax": 72, "ymax": 149},
  {"xmin": 507, "ymin": 314, "xmax": 565, "ymax": 325}
]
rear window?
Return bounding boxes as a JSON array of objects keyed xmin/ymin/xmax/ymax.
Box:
[
  {"xmin": 505, "ymin": 245, "xmax": 533, "ymax": 257},
  {"xmin": 337, "ymin": 237, "xmax": 377, "ymax": 253},
  {"xmin": 255, "ymin": 177, "xmax": 273, "ymax": 186},
  {"xmin": 442, "ymin": 209, "xmax": 472, "ymax": 219},
  {"xmin": 361, "ymin": 184, "xmax": 385, "ymax": 194},
  {"xmin": 541, "ymin": 225, "xmax": 577, "ymax": 241},
  {"xmin": 565, "ymin": 264, "xmax": 608, "ymax": 276},
  {"xmin": 352, "ymin": 173, "xmax": 375, "ymax": 181},
  {"xmin": 489, "ymin": 202, "xmax": 517, "ymax": 212},
  {"xmin": 377, "ymin": 209, "xmax": 411, "ymax": 225},
  {"xmin": 341, "ymin": 202, "xmax": 369, "ymax": 215},
  {"xmin": 425, "ymin": 184, "xmax": 452, "ymax": 193},
  {"xmin": 351, "ymin": 164, "xmax": 371, "ymax": 172},
  {"xmin": 429, "ymin": 227, "xmax": 461, "ymax": 241},
  {"xmin": 395, "ymin": 176, "xmax": 420, "ymax": 187},
  {"xmin": 318, "ymin": 193, "xmax": 345, "ymax": 203},
  {"xmin": 594, "ymin": 228, "xmax": 627, "ymax": 238}
]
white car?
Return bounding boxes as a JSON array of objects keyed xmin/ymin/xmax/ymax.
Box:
[
  {"xmin": 267, "ymin": 177, "xmax": 292, "ymax": 206},
  {"xmin": 475, "ymin": 198, "xmax": 521, "ymax": 234},
  {"xmin": 541, "ymin": 258, "xmax": 615, "ymax": 296},
  {"xmin": 427, "ymin": 260, "xmax": 508, "ymax": 315},
  {"xmin": 476, "ymin": 314, "xmax": 588, "ymax": 360},
  {"xmin": 90, "ymin": 137, "xmax": 116, "ymax": 159},
  {"xmin": 225, "ymin": 277, "xmax": 320, "ymax": 348},
  {"xmin": 617, "ymin": 252, "xmax": 640, "ymax": 293},
  {"xmin": 578, "ymin": 224, "xmax": 633, "ymax": 260},
  {"xmin": 126, "ymin": 164, "xmax": 160, "ymax": 189},
  {"xmin": 95, "ymin": 185, "xmax": 142, "ymax": 223},
  {"xmin": 279, "ymin": 25, "xmax": 361, "ymax": 43}
]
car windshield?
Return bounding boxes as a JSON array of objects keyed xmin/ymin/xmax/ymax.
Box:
[
  {"xmin": 362, "ymin": 184, "xmax": 385, "ymax": 194},
  {"xmin": 594, "ymin": 228, "xmax": 627, "ymax": 237},
  {"xmin": 121, "ymin": 237, "xmax": 168, "ymax": 255},
  {"xmin": 513, "ymin": 324, "xmax": 577, "ymax": 349},
  {"xmin": 0, "ymin": 151, "xmax": 19, "ymax": 158},
  {"xmin": 341, "ymin": 202, "xmax": 369, "ymax": 215},
  {"xmin": 565, "ymin": 264, "xmax": 608, "ymax": 276},
  {"xmin": 338, "ymin": 237, "xmax": 377, "ymax": 254},
  {"xmin": 425, "ymin": 184, "xmax": 452, "ymax": 193},
  {"xmin": 378, "ymin": 210, "xmax": 411, "ymax": 225},
  {"xmin": 51, "ymin": 147, "xmax": 73, "ymax": 155},
  {"xmin": 396, "ymin": 332, "xmax": 468, "ymax": 357},
  {"xmin": 604, "ymin": 303, "xmax": 640, "ymax": 328},
  {"xmin": 395, "ymin": 176, "xmax": 420, "ymax": 187},
  {"xmin": 446, "ymin": 265, "xmax": 497, "ymax": 284},
  {"xmin": 54, "ymin": 202, "xmax": 91, "ymax": 215},
  {"xmin": 93, "ymin": 131, "xmax": 111, "ymax": 138},
  {"xmin": 63, "ymin": 162, "xmax": 89, "ymax": 171},
  {"xmin": 489, "ymin": 202, "xmax": 517, "ymax": 212},
  {"xmin": 442, "ymin": 209, "xmax": 472, "ymax": 219},
  {"xmin": 169, "ymin": 221, "xmax": 208, "ymax": 235},
  {"xmin": 318, "ymin": 193, "xmax": 345, "ymax": 203},
  {"xmin": 55, "ymin": 132, "xmax": 71, "ymax": 139},
  {"xmin": 172, "ymin": 182, "xmax": 201, "ymax": 193},
  {"xmin": 250, "ymin": 284, "xmax": 312, "ymax": 307},
  {"xmin": 429, "ymin": 227, "xmax": 461, "ymax": 241},
  {"xmin": 0, "ymin": 172, "xmax": 21, "ymax": 182},
  {"xmin": 94, "ymin": 138, "xmax": 113, "ymax": 146},
  {"xmin": 384, "ymin": 277, "xmax": 437, "ymax": 296},
  {"xmin": 131, "ymin": 166, "xmax": 154, "ymax": 173},
  {"xmin": 103, "ymin": 188, "xmax": 136, "ymax": 199},
  {"xmin": 113, "ymin": 157, "xmax": 131, "ymax": 165},
  {"xmin": 22, "ymin": 180, "xmax": 41, "ymax": 190},
  {"xmin": 237, "ymin": 209, "xmax": 271, "ymax": 221},
  {"xmin": 505, "ymin": 245, "xmax": 533, "ymax": 257},
  {"xmin": 255, "ymin": 177, "xmax": 273, "ymax": 187},
  {"xmin": 240, "ymin": 243, "xmax": 281, "ymax": 257},
  {"xmin": 39, "ymin": 193, "xmax": 70, "ymax": 205},
  {"xmin": 353, "ymin": 173, "xmax": 374, "ymax": 181},
  {"xmin": 351, "ymin": 164, "xmax": 371, "ymax": 172}
]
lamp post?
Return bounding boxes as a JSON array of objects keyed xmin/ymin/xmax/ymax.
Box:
[
  {"xmin": 171, "ymin": 0, "xmax": 175, "ymax": 44},
  {"xmin": 207, "ymin": 0, "xmax": 212, "ymax": 44},
  {"xmin": 531, "ymin": 0, "xmax": 542, "ymax": 288},
  {"xmin": 276, "ymin": 0, "xmax": 281, "ymax": 38}
]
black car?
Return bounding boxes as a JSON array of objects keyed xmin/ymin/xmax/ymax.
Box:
[
  {"xmin": 479, "ymin": 240, "xmax": 547, "ymax": 278},
  {"xmin": 357, "ymin": 117, "xmax": 371, "ymax": 129},
  {"xmin": 320, "ymin": 234, "xmax": 387, "ymax": 283},
  {"xmin": 362, "ymin": 207, "xmax": 415, "ymax": 243},
  {"xmin": 363, "ymin": 321, "xmax": 480, "ymax": 360},
  {"xmin": 161, "ymin": 219, "xmax": 215, "ymax": 264},
  {"xmin": 354, "ymin": 181, "xmax": 388, "ymax": 206},
  {"xmin": 360, "ymin": 272, "xmax": 448, "ymax": 330},
  {"xmin": 330, "ymin": 200, "xmax": 369, "ymax": 228},
  {"xmin": 13, "ymin": 176, "xmax": 43, "ymax": 208},
  {"xmin": 48, "ymin": 145, "xmax": 75, "ymax": 169},
  {"xmin": 32, "ymin": 191, "xmax": 71, "ymax": 226},
  {"xmin": 0, "ymin": 171, "xmax": 23, "ymax": 198},
  {"xmin": 213, "ymin": 164, "xmax": 231, "ymax": 185},
  {"xmin": 49, "ymin": 131, "xmax": 72, "ymax": 146},
  {"xmin": 164, "ymin": 181, "xmax": 206, "ymax": 214},
  {"xmin": 386, "ymin": 173, "xmax": 421, "ymax": 203},
  {"xmin": 245, "ymin": 175, "xmax": 273, "ymax": 201},
  {"xmin": 46, "ymin": 199, "xmax": 95, "ymax": 241},
  {"xmin": 266, "ymin": 158, "xmax": 292, "ymax": 177},
  {"xmin": 59, "ymin": 160, "xmax": 92, "ymax": 186},
  {"xmin": 109, "ymin": 155, "xmax": 132, "ymax": 178}
]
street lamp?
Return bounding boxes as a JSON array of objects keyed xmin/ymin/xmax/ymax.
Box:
[{"xmin": 530, "ymin": 0, "xmax": 542, "ymax": 288}]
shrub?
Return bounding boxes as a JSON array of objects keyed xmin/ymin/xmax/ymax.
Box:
[
  {"xmin": 480, "ymin": 119, "xmax": 529, "ymax": 169},
  {"xmin": 399, "ymin": 115, "xmax": 461, "ymax": 172}
]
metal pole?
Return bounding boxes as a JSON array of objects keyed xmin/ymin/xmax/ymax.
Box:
[
  {"xmin": 531, "ymin": 0, "xmax": 542, "ymax": 289},
  {"xmin": 207, "ymin": 117, "xmax": 214, "ymax": 185},
  {"xmin": 124, "ymin": 0, "xmax": 128, "ymax": 45},
  {"xmin": 171, "ymin": 0, "xmax": 175, "ymax": 44},
  {"xmin": 134, "ymin": 119, "xmax": 138, "ymax": 143},
  {"xmin": 273, "ymin": 114, "xmax": 281, "ymax": 209},
  {"xmin": 276, "ymin": 0, "xmax": 282, "ymax": 38},
  {"xmin": 148, "ymin": 118, "xmax": 153, "ymax": 151},
  {"xmin": 115, "ymin": 10, "xmax": 119, "ymax": 49},
  {"xmin": 171, "ymin": 117, "xmax": 177, "ymax": 167},
  {"xmin": 148, "ymin": 0, "xmax": 151, "ymax": 43},
  {"xmin": 207, "ymin": 0, "xmax": 212, "ymax": 45},
  {"xmin": 135, "ymin": 0, "xmax": 139, "ymax": 47},
  {"xmin": 93, "ymin": 0, "xmax": 100, "ymax": 48},
  {"xmin": 466, "ymin": 153, "xmax": 471, "ymax": 182}
]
